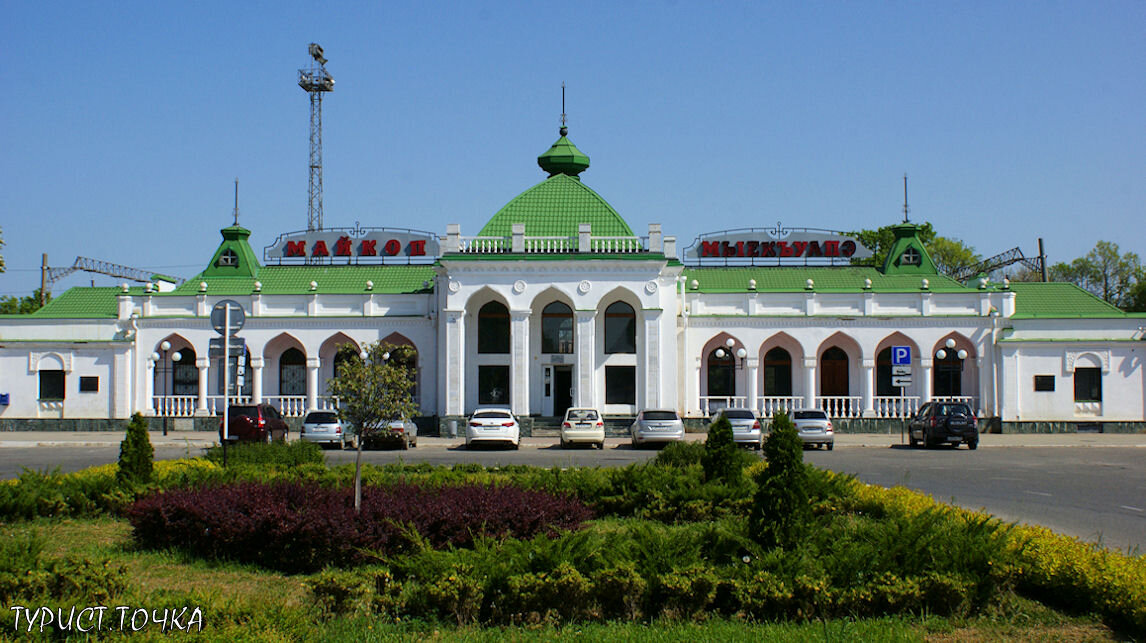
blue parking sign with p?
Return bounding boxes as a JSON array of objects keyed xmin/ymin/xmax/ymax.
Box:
[{"xmin": 892, "ymin": 346, "xmax": 911, "ymax": 365}]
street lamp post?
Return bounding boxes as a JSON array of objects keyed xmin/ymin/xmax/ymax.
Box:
[{"xmin": 152, "ymin": 341, "xmax": 182, "ymax": 436}]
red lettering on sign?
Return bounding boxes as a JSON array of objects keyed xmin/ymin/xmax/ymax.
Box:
[
  {"xmin": 841, "ymin": 240, "xmax": 856, "ymax": 257},
  {"xmin": 822, "ymin": 240, "xmax": 840, "ymax": 257},
  {"xmin": 734, "ymin": 241, "xmax": 743, "ymax": 257},
  {"xmin": 777, "ymin": 242, "xmax": 793, "ymax": 257},
  {"xmin": 791, "ymin": 241, "xmax": 808, "ymax": 257},
  {"xmin": 761, "ymin": 242, "xmax": 776, "ymax": 257},
  {"xmin": 285, "ymin": 241, "xmax": 306, "ymax": 257},
  {"xmin": 806, "ymin": 241, "xmax": 822, "ymax": 257},
  {"xmin": 312, "ymin": 240, "xmax": 329, "ymax": 257},
  {"xmin": 334, "ymin": 236, "xmax": 353, "ymax": 256},
  {"xmin": 360, "ymin": 239, "xmax": 377, "ymax": 256},
  {"xmin": 384, "ymin": 239, "xmax": 401, "ymax": 256},
  {"xmin": 408, "ymin": 239, "xmax": 427, "ymax": 256},
  {"xmin": 746, "ymin": 241, "xmax": 759, "ymax": 257},
  {"xmin": 701, "ymin": 241, "xmax": 721, "ymax": 257}
]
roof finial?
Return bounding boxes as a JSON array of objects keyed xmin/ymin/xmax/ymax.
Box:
[
  {"xmin": 902, "ymin": 173, "xmax": 910, "ymax": 223},
  {"xmin": 232, "ymin": 178, "xmax": 240, "ymax": 226},
  {"xmin": 560, "ymin": 82, "xmax": 568, "ymax": 136}
]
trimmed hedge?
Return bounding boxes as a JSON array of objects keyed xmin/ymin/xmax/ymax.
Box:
[{"xmin": 128, "ymin": 482, "xmax": 593, "ymax": 573}]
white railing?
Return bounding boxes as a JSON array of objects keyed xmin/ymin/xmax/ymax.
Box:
[
  {"xmin": 153, "ymin": 396, "xmax": 198, "ymax": 418},
  {"xmin": 874, "ymin": 396, "xmax": 922, "ymax": 419},
  {"xmin": 458, "ymin": 236, "xmax": 510, "ymax": 253},
  {"xmin": 700, "ymin": 396, "xmax": 748, "ymax": 416},
  {"xmin": 757, "ymin": 396, "xmax": 802, "ymax": 418},
  {"xmin": 816, "ymin": 396, "xmax": 863, "ymax": 418},
  {"xmin": 591, "ymin": 236, "xmax": 644, "ymax": 253},
  {"xmin": 523, "ymin": 236, "xmax": 576, "ymax": 253}
]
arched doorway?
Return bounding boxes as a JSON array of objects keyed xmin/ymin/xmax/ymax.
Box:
[
  {"xmin": 706, "ymin": 348, "xmax": 736, "ymax": 398},
  {"xmin": 763, "ymin": 347, "xmax": 793, "ymax": 396},
  {"xmin": 279, "ymin": 348, "xmax": 306, "ymax": 396},
  {"xmin": 477, "ymin": 301, "xmax": 511, "ymax": 405}
]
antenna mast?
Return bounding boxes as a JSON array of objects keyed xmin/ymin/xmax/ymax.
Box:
[
  {"xmin": 902, "ymin": 174, "xmax": 910, "ymax": 223},
  {"xmin": 298, "ymin": 43, "xmax": 334, "ymax": 232}
]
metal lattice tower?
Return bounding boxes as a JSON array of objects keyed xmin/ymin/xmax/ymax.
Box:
[{"xmin": 298, "ymin": 43, "xmax": 334, "ymax": 232}]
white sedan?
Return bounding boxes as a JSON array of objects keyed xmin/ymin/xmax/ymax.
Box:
[
  {"xmin": 465, "ymin": 408, "xmax": 521, "ymax": 449},
  {"xmin": 560, "ymin": 408, "xmax": 605, "ymax": 449}
]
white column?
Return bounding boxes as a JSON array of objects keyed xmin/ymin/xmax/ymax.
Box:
[
  {"xmin": 976, "ymin": 356, "xmax": 989, "ymax": 416},
  {"xmin": 144, "ymin": 358, "xmax": 157, "ymax": 415},
  {"xmin": 745, "ymin": 356, "xmax": 759, "ymax": 413},
  {"xmin": 444, "ymin": 310, "xmax": 465, "ymax": 416},
  {"xmin": 250, "ymin": 356, "xmax": 264, "ymax": 404},
  {"xmin": 306, "ymin": 356, "xmax": 320, "ymax": 412},
  {"xmin": 575, "ymin": 310, "xmax": 595, "ymax": 408},
  {"xmin": 643, "ymin": 310, "xmax": 662, "ymax": 409},
  {"xmin": 861, "ymin": 358, "xmax": 876, "ymax": 417},
  {"xmin": 195, "ymin": 356, "xmax": 209, "ymax": 415},
  {"xmin": 920, "ymin": 357, "xmax": 933, "ymax": 404},
  {"xmin": 803, "ymin": 357, "xmax": 817, "ymax": 409},
  {"xmin": 510, "ymin": 309, "xmax": 531, "ymax": 417}
]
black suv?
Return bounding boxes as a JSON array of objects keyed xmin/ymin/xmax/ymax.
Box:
[
  {"xmin": 219, "ymin": 404, "xmax": 289, "ymax": 443},
  {"xmin": 907, "ymin": 402, "xmax": 978, "ymax": 450}
]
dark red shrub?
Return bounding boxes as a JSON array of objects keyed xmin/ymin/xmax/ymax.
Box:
[{"xmin": 127, "ymin": 482, "xmax": 592, "ymax": 573}]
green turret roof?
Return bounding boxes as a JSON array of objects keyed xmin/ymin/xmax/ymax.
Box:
[
  {"xmin": 881, "ymin": 223, "xmax": 938, "ymax": 275},
  {"xmin": 201, "ymin": 225, "xmax": 261, "ymax": 279},
  {"xmin": 537, "ymin": 127, "xmax": 591, "ymax": 177}
]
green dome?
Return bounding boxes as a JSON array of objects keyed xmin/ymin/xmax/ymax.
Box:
[
  {"xmin": 537, "ymin": 128, "xmax": 590, "ymax": 177},
  {"xmin": 478, "ymin": 173, "xmax": 634, "ymax": 238}
]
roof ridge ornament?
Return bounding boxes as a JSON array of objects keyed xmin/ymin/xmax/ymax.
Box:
[{"xmin": 560, "ymin": 81, "xmax": 568, "ymax": 136}]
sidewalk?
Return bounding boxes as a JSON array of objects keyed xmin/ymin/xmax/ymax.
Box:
[{"xmin": 0, "ymin": 430, "xmax": 1144, "ymax": 449}]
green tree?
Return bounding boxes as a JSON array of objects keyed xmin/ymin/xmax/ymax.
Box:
[
  {"xmin": 0, "ymin": 289, "xmax": 51, "ymax": 314},
  {"xmin": 749, "ymin": 412, "xmax": 809, "ymax": 549},
  {"xmin": 326, "ymin": 341, "xmax": 418, "ymax": 511},
  {"xmin": 928, "ymin": 236, "xmax": 981, "ymax": 278},
  {"xmin": 1126, "ymin": 280, "xmax": 1146, "ymax": 313},
  {"xmin": 117, "ymin": 413, "xmax": 154, "ymax": 486},
  {"xmin": 701, "ymin": 414, "xmax": 742, "ymax": 484},
  {"xmin": 1049, "ymin": 241, "xmax": 1142, "ymax": 309}
]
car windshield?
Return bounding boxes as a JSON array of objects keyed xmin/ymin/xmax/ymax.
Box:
[
  {"xmin": 793, "ymin": 410, "xmax": 828, "ymax": 420},
  {"xmin": 642, "ymin": 411, "xmax": 679, "ymax": 421},
  {"xmin": 473, "ymin": 411, "xmax": 512, "ymax": 419},
  {"xmin": 566, "ymin": 409, "xmax": 599, "ymax": 421},
  {"xmin": 230, "ymin": 407, "xmax": 258, "ymax": 420},
  {"xmin": 305, "ymin": 412, "xmax": 338, "ymax": 423},
  {"xmin": 721, "ymin": 409, "xmax": 755, "ymax": 419}
]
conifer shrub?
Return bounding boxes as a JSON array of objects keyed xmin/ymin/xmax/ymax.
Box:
[
  {"xmin": 701, "ymin": 414, "xmax": 744, "ymax": 483},
  {"xmin": 116, "ymin": 412, "xmax": 153, "ymax": 486},
  {"xmin": 749, "ymin": 412, "xmax": 810, "ymax": 549},
  {"xmin": 652, "ymin": 441, "xmax": 705, "ymax": 468}
]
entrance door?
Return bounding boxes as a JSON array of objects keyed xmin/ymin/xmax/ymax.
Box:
[
  {"xmin": 553, "ymin": 366, "xmax": 573, "ymax": 417},
  {"xmin": 820, "ymin": 347, "xmax": 849, "ymax": 396}
]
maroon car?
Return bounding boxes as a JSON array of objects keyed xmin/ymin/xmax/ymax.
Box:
[{"xmin": 219, "ymin": 404, "xmax": 289, "ymax": 443}]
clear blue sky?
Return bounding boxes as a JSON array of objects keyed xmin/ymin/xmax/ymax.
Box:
[{"xmin": 2, "ymin": 1, "xmax": 1143, "ymax": 296}]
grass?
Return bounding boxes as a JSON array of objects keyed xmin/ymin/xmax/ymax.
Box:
[{"xmin": 0, "ymin": 517, "xmax": 1123, "ymax": 642}]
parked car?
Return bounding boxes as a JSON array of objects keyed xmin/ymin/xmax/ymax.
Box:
[
  {"xmin": 219, "ymin": 403, "xmax": 289, "ymax": 443},
  {"xmin": 715, "ymin": 408, "xmax": 763, "ymax": 449},
  {"xmin": 560, "ymin": 407, "xmax": 605, "ymax": 449},
  {"xmin": 791, "ymin": 409, "xmax": 834, "ymax": 450},
  {"xmin": 465, "ymin": 408, "xmax": 520, "ymax": 449},
  {"xmin": 630, "ymin": 409, "xmax": 685, "ymax": 447},
  {"xmin": 908, "ymin": 402, "xmax": 978, "ymax": 449},
  {"xmin": 361, "ymin": 418, "xmax": 418, "ymax": 450},
  {"xmin": 300, "ymin": 411, "xmax": 351, "ymax": 449}
]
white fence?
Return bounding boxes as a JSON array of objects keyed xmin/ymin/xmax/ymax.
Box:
[{"xmin": 151, "ymin": 395, "xmax": 339, "ymax": 418}]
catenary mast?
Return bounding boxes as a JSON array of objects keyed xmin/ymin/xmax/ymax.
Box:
[{"xmin": 298, "ymin": 43, "xmax": 334, "ymax": 232}]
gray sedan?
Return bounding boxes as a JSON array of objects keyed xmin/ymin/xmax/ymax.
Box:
[
  {"xmin": 715, "ymin": 408, "xmax": 763, "ymax": 449},
  {"xmin": 630, "ymin": 409, "xmax": 685, "ymax": 447}
]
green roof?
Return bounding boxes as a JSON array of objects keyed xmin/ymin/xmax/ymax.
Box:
[
  {"xmin": 31, "ymin": 287, "xmax": 122, "ymax": 318},
  {"xmin": 537, "ymin": 130, "xmax": 591, "ymax": 177},
  {"xmin": 1008, "ymin": 282, "xmax": 1127, "ymax": 318},
  {"xmin": 680, "ymin": 266, "xmax": 971, "ymax": 293},
  {"xmin": 478, "ymin": 173, "xmax": 634, "ymax": 239},
  {"xmin": 172, "ymin": 265, "xmax": 436, "ymax": 296}
]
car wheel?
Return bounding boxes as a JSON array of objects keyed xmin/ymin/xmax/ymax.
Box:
[
  {"xmin": 597, "ymin": 441, "xmax": 605, "ymax": 450},
  {"xmin": 560, "ymin": 438, "xmax": 568, "ymax": 449},
  {"xmin": 827, "ymin": 442, "xmax": 834, "ymax": 451},
  {"xmin": 909, "ymin": 431, "xmax": 919, "ymax": 447},
  {"xmin": 264, "ymin": 431, "xmax": 273, "ymax": 445},
  {"xmin": 512, "ymin": 440, "xmax": 520, "ymax": 450},
  {"xmin": 967, "ymin": 440, "xmax": 978, "ymax": 450}
]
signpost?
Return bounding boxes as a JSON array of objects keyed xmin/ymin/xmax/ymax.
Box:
[
  {"xmin": 212, "ymin": 300, "xmax": 245, "ymax": 448},
  {"xmin": 891, "ymin": 345, "xmax": 912, "ymax": 444}
]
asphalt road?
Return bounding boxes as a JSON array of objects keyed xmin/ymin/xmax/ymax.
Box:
[{"xmin": 2, "ymin": 436, "xmax": 1143, "ymax": 554}]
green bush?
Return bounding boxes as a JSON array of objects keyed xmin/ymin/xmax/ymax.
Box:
[
  {"xmin": 404, "ymin": 564, "xmax": 484, "ymax": 625},
  {"xmin": 750, "ymin": 412, "xmax": 810, "ymax": 549},
  {"xmin": 306, "ymin": 569, "xmax": 374, "ymax": 616},
  {"xmin": 653, "ymin": 441, "xmax": 705, "ymax": 468},
  {"xmin": 655, "ymin": 565, "xmax": 718, "ymax": 619},
  {"xmin": 502, "ymin": 563, "xmax": 592, "ymax": 623},
  {"xmin": 204, "ymin": 439, "xmax": 325, "ymax": 467},
  {"xmin": 591, "ymin": 562, "xmax": 646, "ymax": 621},
  {"xmin": 0, "ymin": 555, "xmax": 128, "ymax": 603},
  {"xmin": 116, "ymin": 412, "xmax": 154, "ymax": 486},
  {"xmin": 701, "ymin": 415, "xmax": 746, "ymax": 484}
]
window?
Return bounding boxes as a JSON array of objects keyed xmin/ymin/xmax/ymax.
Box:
[
  {"xmin": 478, "ymin": 365, "xmax": 510, "ymax": 404},
  {"xmin": 79, "ymin": 376, "xmax": 99, "ymax": 393},
  {"xmin": 478, "ymin": 302, "xmax": 510, "ymax": 354},
  {"xmin": 876, "ymin": 347, "xmax": 897, "ymax": 396},
  {"xmin": 933, "ymin": 350, "xmax": 962, "ymax": 397},
  {"xmin": 216, "ymin": 249, "xmax": 238, "ymax": 266},
  {"xmin": 173, "ymin": 348, "xmax": 199, "ymax": 396},
  {"xmin": 706, "ymin": 348, "xmax": 735, "ymax": 397},
  {"xmin": 279, "ymin": 348, "xmax": 306, "ymax": 396},
  {"xmin": 605, "ymin": 366, "xmax": 636, "ymax": 404},
  {"xmin": 541, "ymin": 302, "xmax": 574, "ymax": 354},
  {"xmin": 1074, "ymin": 368, "xmax": 1102, "ymax": 402},
  {"xmin": 763, "ymin": 347, "xmax": 792, "ymax": 396},
  {"xmin": 39, "ymin": 370, "xmax": 65, "ymax": 400},
  {"xmin": 604, "ymin": 302, "xmax": 636, "ymax": 354},
  {"xmin": 1034, "ymin": 375, "xmax": 1055, "ymax": 392},
  {"xmin": 900, "ymin": 246, "xmax": 921, "ymax": 266}
]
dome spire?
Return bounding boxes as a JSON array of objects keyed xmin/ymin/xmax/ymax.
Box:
[{"xmin": 538, "ymin": 82, "xmax": 590, "ymax": 177}]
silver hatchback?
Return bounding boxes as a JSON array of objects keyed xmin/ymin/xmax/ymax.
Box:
[
  {"xmin": 300, "ymin": 411, "xmax": 350, "ymax": 449},
  {"xmin": 715, "ymin": 408, "xmax": 763, "ymax": 450},
  {"xmin": 630, "ymin": 409, "xmax": 685, "ymax": 447}
]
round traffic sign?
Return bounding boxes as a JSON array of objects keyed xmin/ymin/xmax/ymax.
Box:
[{"xmin": 210, "ymin": 299, "xmax": 246, "ymax": 336}]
